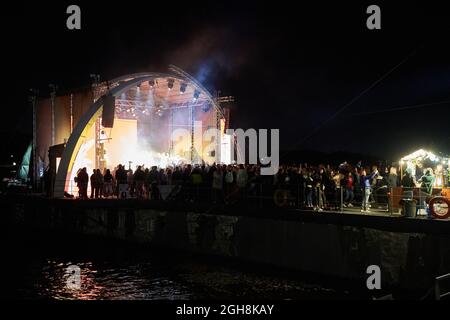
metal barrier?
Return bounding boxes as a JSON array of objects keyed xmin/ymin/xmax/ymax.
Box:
[
  {"xmin": 52, "ymin": 179, "xmax": 394, "ymax": 211},
  {"xmin": 435, "ymin": 273, "xmax": 450, "ymax": 300},
  {"xmin": 390, "ymin": 187, "xmax": 429, "ymax": 217},
  {"xmin": 51, "ymin": 179, "xmax": 450, "ymax": 220}
]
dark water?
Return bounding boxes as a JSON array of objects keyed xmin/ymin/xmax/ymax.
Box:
[{"xmin": 5, "ymin": 229, "xmax": 365, "ymax": 300}]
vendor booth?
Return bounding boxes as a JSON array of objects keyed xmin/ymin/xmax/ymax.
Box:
[
  {"xmin": 391, "ymin": 149, "xmax": 450, "ymax": 219},
  {"xmin": 399, "ymin": 149, "xmax": 449, "ymax": 187}
]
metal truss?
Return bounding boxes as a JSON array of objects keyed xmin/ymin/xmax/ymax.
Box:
[{"xmin": 114, "ymin": 98, "xmax": 211, "ymax": 115}]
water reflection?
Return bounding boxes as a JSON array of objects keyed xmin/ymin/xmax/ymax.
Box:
[
  {"xmin": 8, "ymin": 231, "xmax": 358, "ymax": 300},
  {"xmin": 38, "ymin": 261, "xmax": 192, "ymax": 300},
  {"xmin": 22, "ymin": 257, "xmax": 353, "ymax": 300}
]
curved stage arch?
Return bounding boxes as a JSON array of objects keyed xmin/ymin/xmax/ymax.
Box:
[{"xmin": 54, "ymin": 71, "xmax": 225, "ymax": 198}]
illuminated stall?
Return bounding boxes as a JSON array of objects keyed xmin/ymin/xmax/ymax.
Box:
[
  {"xmin": 399, "ymin": 149, "xmax": 449, "ymax": 188},
  {"xmin": 391, "ymin": 149, "xmax": 450, "ymax": 219}
]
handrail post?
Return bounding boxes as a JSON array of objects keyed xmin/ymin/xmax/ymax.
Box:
[
  {"xmin": 389, "ymin": 187, "xmax": 393, "ymax": 216},
  {"xmin": 434, "ymin": 273, "xmax": 450, "ymax": 300},
  {"xmin": 435, "ymin": 279, "xmax": 441, "ymax": 300}
]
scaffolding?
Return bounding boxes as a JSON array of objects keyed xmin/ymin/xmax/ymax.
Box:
[{"xmin": 86, "ymin": 70, "xmax": 231, "ymax": 169}]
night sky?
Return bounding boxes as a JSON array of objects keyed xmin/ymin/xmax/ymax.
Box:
[{"xmin": 1, "ymin": 1, "xmax": 450, "ymax": 162}]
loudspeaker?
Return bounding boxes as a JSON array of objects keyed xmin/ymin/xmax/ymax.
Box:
[{"xmin": 102, "ymin": 94, "xmax": 115, "ymax": 128}]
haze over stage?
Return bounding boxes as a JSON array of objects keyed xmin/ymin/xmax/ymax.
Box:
[{"xmin": 34, "ymin": 70, "xmax": 233, "ymax": 196}]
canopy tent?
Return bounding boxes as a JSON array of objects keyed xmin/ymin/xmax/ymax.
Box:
[{"xmin": 400, "ymin": 149, "xmax": 445, "ymax": 162}]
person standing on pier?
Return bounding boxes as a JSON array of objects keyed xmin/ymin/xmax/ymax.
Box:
[
  {"xmin": 115, "ymin": 165, "xmax": 128, "ymax": 198},
  {"xmin": 343, "ymin": 171, "xmax": 354, "ymax": 207},
  {"xmin": 103, "ymin": 169, "xmax": 113, "ymax": 198},
  {"xmin": 388, "ymin": 167, "xmax": 398, "ymax": 188},
  {"xmin": 91, "ymin": 169, "xmax": 103, "ymax": 199},
  {"xmin": 418, "ymin": 169, "xmax": 435, "ymax": 212},
  {"xmin": 90, "ymin": 169, "xmax": 96, "ymax": 199},
  {"xmin": 224, "ymin": 165, "xmax": 235, "ymax": 202},
  {"xmin": 134, "ymin": 166, "xmax": 146, "ymax": 199},
  {"xmin": 401, "ymin": 170, "xmax": 416, "ymax": 189},
  {"xmin": 77, "ymin": 167, "xmax": 89, "ymax": 200},
  {"xmin": 212, "ymin": 165, "xmax": 224, "ymax": 204},
  {"xmin": 305, "ymin": 170, "xmax": 314, "ymax": 208},
  {"xmin": 236, "ymin": 164, "xmax": 248, "ymax": 199},
  {"xmin": 361, "ymin": 168, "xmax": 378, "ymax": 213}
]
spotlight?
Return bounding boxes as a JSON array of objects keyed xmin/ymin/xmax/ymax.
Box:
[
  {"xmin": 180, "ymin": 83, "xmax": 187, "ymax": 94},
  {"xmin": 168, "ymin": 79, "xmax": 174, "ymax": 90},
  {"xmin": 193, "ymin": 89, "xmax": 200, "ymax": 101},
  {"xmin": 202, "ymin": 102, "xmax": 212, "ymax": 113}
]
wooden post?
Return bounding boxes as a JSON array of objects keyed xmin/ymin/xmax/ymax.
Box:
[{"xmin": 400, "ymin": 161, "xmax": 404, "ymax": 181}]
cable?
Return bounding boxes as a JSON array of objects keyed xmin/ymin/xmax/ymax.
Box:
[
  {"xmin": 345, "ymin": 100, "xmax": 450, "ymax": 117},
  {"xmin": 284, "ymin": 46, "xmax": 421, "ymax": 154}
]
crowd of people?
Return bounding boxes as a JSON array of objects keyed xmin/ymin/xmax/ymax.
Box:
[{"xmin": 74, "ymin": 161, "xmax": 446, "ymax": 212}]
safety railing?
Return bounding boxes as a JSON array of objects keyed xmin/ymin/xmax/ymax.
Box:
[
  {"xmin": 49, "ymin": 180, "xmax": 450, "ymax": 219},
  {"xmin": 54, "ymin": 180, "xmax": 389, "ymax": 211},
  {"xmin": 435, "ymin": 273, "xmax": 450, "ymax": 300}
]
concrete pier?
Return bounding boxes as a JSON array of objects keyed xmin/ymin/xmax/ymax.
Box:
[{"xmin": 5, "ymin": 195, "xmax": 450, "ymax": 292}]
